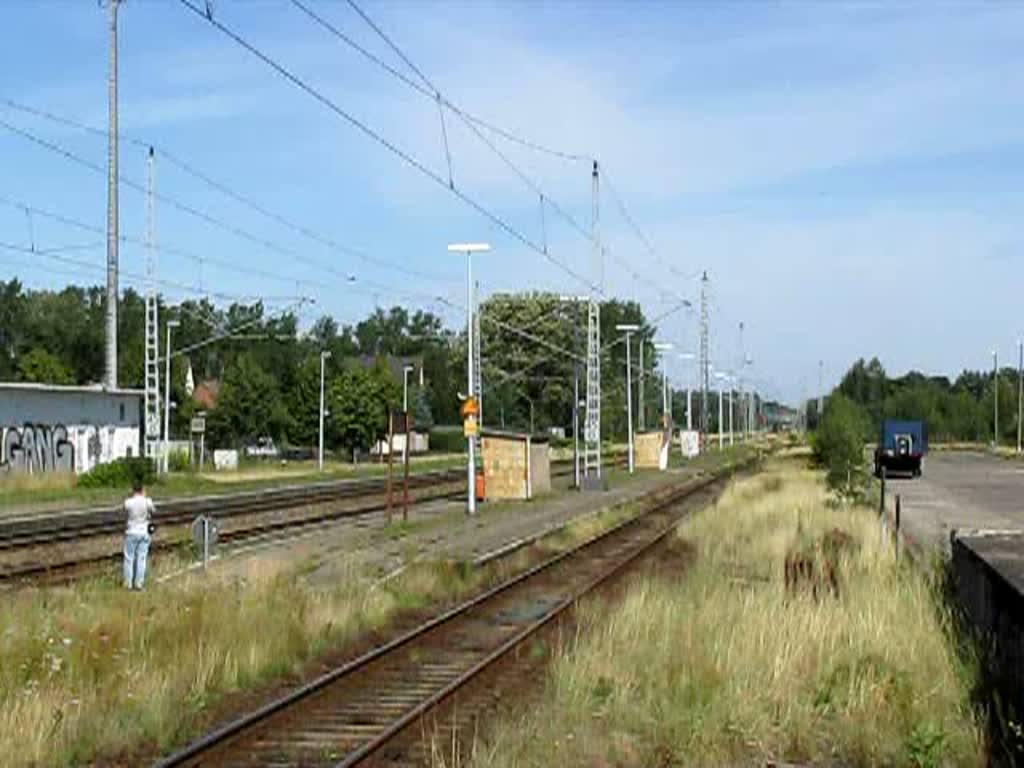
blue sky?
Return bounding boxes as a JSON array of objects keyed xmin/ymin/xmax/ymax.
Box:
[{"xmin": 3, "ymin": 1, "xmax": 1024, "ymax": 403}]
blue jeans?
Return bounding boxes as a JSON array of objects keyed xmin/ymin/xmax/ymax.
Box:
[{"xmin": 124, "ymin": 533, "xmax": 150, "ymax": 589}]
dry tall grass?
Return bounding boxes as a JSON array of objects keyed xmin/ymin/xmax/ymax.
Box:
[
  {"xmin": 0, "ymin": 555, "xmax": 486, "ymax": 766},
  {"xmin": 475, "ymin": 463, "xmax": 983, "ymax": 767}
]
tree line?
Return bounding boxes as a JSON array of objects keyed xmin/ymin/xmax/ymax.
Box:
[
  {"xmin": 820, "ymin": 357, "xmax": 1016, "ymax": 443},
  {"xmin": 1, "ymin": 279, "xmax": 678, "ymax": 453}
]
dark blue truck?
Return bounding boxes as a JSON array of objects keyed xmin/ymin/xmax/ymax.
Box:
[{"xmin": 874, "ymin": 419, "xmax": 927, "ymax": 477}]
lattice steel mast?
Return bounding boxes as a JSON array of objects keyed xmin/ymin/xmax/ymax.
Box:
[
  {"xmin": 699, "ymin": 270, "xmax": 710, "ymax": 438},
  {"xmin": 144, "ymin": 147, "xmax": 161, "ymax": 459},
  {"xmin": 584, "ymin": 160, "xmax": 602, "ymax": 480}
]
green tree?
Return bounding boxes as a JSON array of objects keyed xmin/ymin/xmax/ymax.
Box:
[
  {"xmin": 288, "ymin": 355, "xmax": 324, "ymax": 447},
  {"xmin": 327, "ymin": 362, "xmax": 399, "ymax": 452},
  {"xmin": 207, "ymin": 354, "xmax": 292, "ymax": 447},
  {"xmin": 815, "ymin": 393, "xmax": 869, "ymax": 496},
  {"xmin": 17, "ymin": 347, "xmax": 73, "ymax": 385}
]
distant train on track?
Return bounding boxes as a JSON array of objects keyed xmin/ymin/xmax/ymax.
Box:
[{"xmin": 874, "ymin": 419, "xmax": 927, "ymax": 478}]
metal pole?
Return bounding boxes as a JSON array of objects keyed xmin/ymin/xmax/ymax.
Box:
[
  {"xmin": 638, "ymin": 340, "xmax": 645, "ymax": 432},
  {"xmin": 625, "ymin": 332, "xmax": 634, "ymax": 473},
  {"xmin": 163, "ymin": 322, "xmax": 176, "ymax": 474},
  {"xmin": 573, "ymin": 370, "xmax": 580, "ymax": 488},
  {"xmin": 105, "ymin": 0, "xmax": 120, "ymax": 389},
  {"xmin": 318, "ymin": 352, "xmax": 327, "ymax": 471},
  {"xmin": 718, "ymin": 385, "xmax": 724, "ymax": 450},
  {"xmin": 818, "ymin": 359, "xmax": 824, "ymax": 426},
  {"xmin": 403, "ymin": 368, "xmax": 409, "ymax": 413},
  {"xmin": 466, "ymin": 251, "xmax": 476, "ymax": 515},
  {"xmin": 662, "ymin": 367, "xmax": 668, "ymax": 426},
  {"xmin": 728, "ymin": 383, "xmax": 734, "ymax": 446},
  {"xmin": 1018, "ymin": 340, "xmax": 1023, "ymax": 455},
  {"xmin": 686, "ymin": 387, "xmax": 692, "ymax": 431},
  {"xmin": 994, "ymin": 350, "xmax": 999, "ymax": 449}
]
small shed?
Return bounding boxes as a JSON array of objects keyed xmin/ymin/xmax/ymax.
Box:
[
  {"xmin": 635, "ymin": 430, "xmax": 670, "ymax": 470},
  {"xmin": 480, "ymin": 429, "xmax": 551, "ymax": 501}
]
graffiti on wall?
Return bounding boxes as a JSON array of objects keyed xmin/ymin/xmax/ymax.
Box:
[{"xmin": 0, "ymin": 424, "xmax": 76, "ymax": 474}]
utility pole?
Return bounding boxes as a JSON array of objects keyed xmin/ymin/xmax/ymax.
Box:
[
  {"xmin": 143, "ymin": 147, "xmax": 160, "ymax": 462},
  {"xmin": 699, "ymin": 271, "xmax": 710, "ymax": 440},
  {"xmin": 105, "ymin": 0, "xmax": 121, "ymax": 388},
  {"xmin": 583, "ymin": 161, "xmax": 602, "ymax": 483},
  {"xmin": 1018, "ymin": 340, "xmax": 1022, "ymax": 455}
]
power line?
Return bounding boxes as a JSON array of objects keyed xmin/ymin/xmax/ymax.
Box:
[
  {"xmin": 177, "ymin": 0, "xmax": 600, "ymax": 295},
  {"xmin": 0, "ymin": 239, "xmax": 303, "ymax": 304},
  {"xmin": 302, "ymin": 2, "xmax": 689, "ymax": 311},
  {"xmin": 0, "ymin": 96, "xmax": 453, "ymax": 285},
  {"xmin": 0, "ymin": 194, "xmax": 325, "ymax": 290}
]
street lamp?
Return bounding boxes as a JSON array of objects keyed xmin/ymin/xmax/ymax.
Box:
[
  {"xmin": 162, "ymin": 320, "xmax": 180, "ymax": 475},
  {"xmin": 616, "ymin": 323, "xmax": 640, "ymax": 473},
  {"xmin": 714, "ymin": 371, "xmax": 729, "ymax": 450},
  {"xmin": 653, "ymin": 341, "xmax": 673, "ymax": 428},
  {"xmin": 319, "ymin": 350, "xmax": 332, "ymax": 471},
  {"xmin": 679, "ymin": 352, "xmax": 695, "ymax": 431},
  {"xmin": 993, "ymin": 349, "xmax": 999, "ymax": 450},
  {"xmin": 402, "ymin": 363, "xmax": 414, "ymax": 413},
  {"xmin": 448, "ymin": 242, "xmax": 491, "ymax": 516},
  {"xmin": 1018, "ymin": 340, "xmax": 1022, "ymax": 455},
  {"xmin": 558, "ymin": 295, "xmax": 589, "ymax": 489}
]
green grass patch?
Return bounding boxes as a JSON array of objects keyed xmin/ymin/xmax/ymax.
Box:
[{"xmin": 474, "ymin": 462, "xmax": 984, "ymax": 767}]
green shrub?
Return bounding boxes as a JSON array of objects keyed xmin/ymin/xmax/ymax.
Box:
[
  {"xmin": 428, "ymin": 425, "xmax": 467, "ymax": 454},
  {"xmin": 77, "ymin": 457, "xmax": 156, "ymax": 490},
  {"xmin": 167, "ymin": 449, "xmax": 191, "ymax": 473},
  {"xmin": 814, "ymin": 393, "xmax": 869, "ymax": 497}
]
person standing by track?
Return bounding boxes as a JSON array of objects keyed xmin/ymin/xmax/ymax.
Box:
[{"xmin": 123, "ymin": 479, "xmax": 155, "ymax": 590}]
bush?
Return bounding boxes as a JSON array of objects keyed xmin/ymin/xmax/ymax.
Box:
[
  {"xmin": 814, "ymin": 393, "xmax": 869, "ymax": 498},
  {"xmin": 77, "ymin": 457, "xmax": 156, "ymax": 490},
  {"xmin": 429, "ymin": 425, "xmax": 467, "ymax": 454},
  {"xmin": 167, "ymin": 449, "xmax": 191, "ymax": 473}
]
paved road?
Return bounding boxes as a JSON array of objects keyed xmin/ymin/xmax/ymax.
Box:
[{"xmin": 887, "ymin": 451, "xmax": 1024, "ymax": 552}]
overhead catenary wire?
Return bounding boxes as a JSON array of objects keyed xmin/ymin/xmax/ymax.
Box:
[
  {"xmin": 297, "ymin": 0, "xmax": 689, "ymax": 311},
  {"xmin": 0, "ymin": 239, "xmax": 304, "ymax": 305},
  {"xmin": 0, "ymin": 194, "xmax": 325, "ymax": 291},
  {"xmin": 0, "ymin": 96, "xmax": 452, "ymax": 285},
  {"xmin": 176, "ymin": 0, "xmax": 601, "ymax": 296}
]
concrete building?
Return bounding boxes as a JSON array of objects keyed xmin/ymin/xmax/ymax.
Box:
[{"xmin": 0, "ymin": 382, "xmax": 143, "ymax": 475}]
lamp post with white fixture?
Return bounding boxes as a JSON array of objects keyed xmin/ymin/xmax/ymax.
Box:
[
  {"xmin": 616, "ymin": 324, "xmax": 640, "ymax": 473},
  {"xmin": 448, "ymin": 242, "xmax": 490, "ymax": 516},
  {"xmin": 679, "ymin": 352, "xmax": 695, "ymax": 431},
  {"xmin": 162, "ymin": 319, "xmax": 179, "ymax": 475},
  {"xmin": 402, "ymin": 363, "xmax": 414, "ymax": 413},
  {"xmin": 318, "ymin": 350, "xmax": 332, "ymax": 471},
  {"xmin": 653, "ymin": 341, "xmax": 673, "ymax": 427}
]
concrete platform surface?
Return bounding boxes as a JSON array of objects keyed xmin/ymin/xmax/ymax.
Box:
[{"xmin": 885, "ymin": 451, "xmax": 1024, "ymax": 553}]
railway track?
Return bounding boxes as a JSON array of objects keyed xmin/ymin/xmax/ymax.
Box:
[
  {"xmin": 153, "ymin": 468, "xmax": 730, "ymax": 768},
  {"xmin": 0, "ymin": 459, "xmax": 591, "ymax": 583}
]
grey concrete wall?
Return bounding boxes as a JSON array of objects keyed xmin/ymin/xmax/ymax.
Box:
[{"xmin": 950, "ymin": 532, "xmax": 1024, "ymax": 719}]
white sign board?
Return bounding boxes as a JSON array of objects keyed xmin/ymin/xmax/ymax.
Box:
[
  {"xmin": 213, "ymin": 449, "xmax": 239, "ymax": 471},
  {"xmin": 679, "ymin": 430, "xmax": 700, "ymax": 459}
]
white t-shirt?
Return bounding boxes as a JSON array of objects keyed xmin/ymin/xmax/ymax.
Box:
[{"xmin": 124, "ymin": 493, "xmax": 155, "ymax": 537}]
